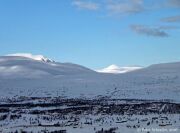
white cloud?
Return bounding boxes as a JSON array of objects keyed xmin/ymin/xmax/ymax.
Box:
[
  {"xmin": 130, "ymin": 25, "xmax": 169, "ymax": 37},
  {"xmin": 167, "ymin": 0, "xmax": 180, "ymax": 8},
  {"xmin": 161, "ymin": 15, "xmax": 180, "ymax": 23},
  {"xmin": 72, "ymin": 0, "xmax": 99, "ymax": 11},
  {"xmin": 106, "ymin": 0, "xmax": 144, "ymax": 15}
]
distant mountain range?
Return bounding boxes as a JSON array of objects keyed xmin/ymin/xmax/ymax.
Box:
[{"xmin": 0, "ymin": 53, "xmax": 180, "ymax": 102}]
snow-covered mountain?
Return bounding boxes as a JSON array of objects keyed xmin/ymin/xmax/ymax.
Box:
[
  {"xmin": 97, "ymin": 64, "xmax": 142, "ymax": 74},
  {"xmin": 0, "ymin": 54, "xmax": 94, "ymax": 78},
  {"xmin": 0, "ymin": 54, "xmax": 180, "ymax": 102},
  {"xmin": 6, "ymin": 53, "xmax": 54, "ymax": 63}
]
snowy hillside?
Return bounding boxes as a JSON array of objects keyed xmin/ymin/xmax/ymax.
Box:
[
  {"xmin": 7, "ymin": 53, "xmax": 55, "ymax": 63},
  {"xmin": 0, "ymin": 54, "xmax": 180, "ymax": 133},
  {"xmin": 0, "ymin": 55, "xmax": 94, "ymax": 78},
  {"xmin": 0, "ymin": 54, "xmax": 180, "ymax": 102}
]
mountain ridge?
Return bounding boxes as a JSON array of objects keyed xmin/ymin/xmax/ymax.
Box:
[{"xmin": 0, "ymin": 54, "xmax": 180, "ymax": 102}]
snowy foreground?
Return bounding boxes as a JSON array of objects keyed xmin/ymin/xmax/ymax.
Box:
[{"xmin": 0, "ymin": 98, "xmax": 180, "ymax": 133}]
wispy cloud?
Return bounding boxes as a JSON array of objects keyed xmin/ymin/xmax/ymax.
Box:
[
  {"xmin": 72, "ymin": 0, "xmax": 99, "ymax": 11},
  {"xmin": 72, "ymin": 0, "xmax": 179, "ymax": 38},
  {"xmin": 166, "ymin": 0, "xmax": 180, "ymax": 8},
  {"xmin": 158, "ymin": 25, "xmax": 179, "ymax": 30},
  {"xmin": 161, "ymin": 15, "xmax": 180, "ymax": 23},
  {"xmin": 130, "ymin": 25, "xmax": 169, "ymax": 37},
  {"xmin": 72, "ymin": 0, "xmax": 180, "ymax": 14},
  {"xmin": 106, "ymin": 0, "xmax": 144, "ymax": 15}
]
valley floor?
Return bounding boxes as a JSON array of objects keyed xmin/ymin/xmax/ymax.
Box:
[{"xmin": 0, "ymin": 97, "xmax": 180, "ymax": 133}]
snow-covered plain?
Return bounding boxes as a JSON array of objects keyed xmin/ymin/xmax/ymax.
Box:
[
  {"xmin": 0, "ymin": 54, "xmax": 180, "ymax": 132},
  {"xmin": 0, "ymin": 98, "xmax": 179, "ymax": 133}
]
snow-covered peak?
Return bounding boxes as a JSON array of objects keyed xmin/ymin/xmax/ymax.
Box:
[
  {"xmin": 106, "ymin": 64, "xmax": 120, "ymax": 70},
  {"xmin": 97, "ymin": 64, "xmax": 142, "ymax": 74},
  {"xmin": 7, "ymin": 53, "xmax": 54, "ymax": 63}
]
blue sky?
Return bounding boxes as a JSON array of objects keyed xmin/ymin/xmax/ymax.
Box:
[{"xmin": 0, "ymin": 0, "xmax": 180, "ymax": 69}]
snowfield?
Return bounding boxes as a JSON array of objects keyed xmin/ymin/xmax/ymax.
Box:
[
  {"xmin": 0, "ymin": 55, "xmax": 180, "ymax": 102},
  {"xmin": 0, "ymin": 98, "xmax": 180, "ymax": 133},
  {"xmin": 0, "ymin": 54, "xmax": 180, "ymax": 132}
]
